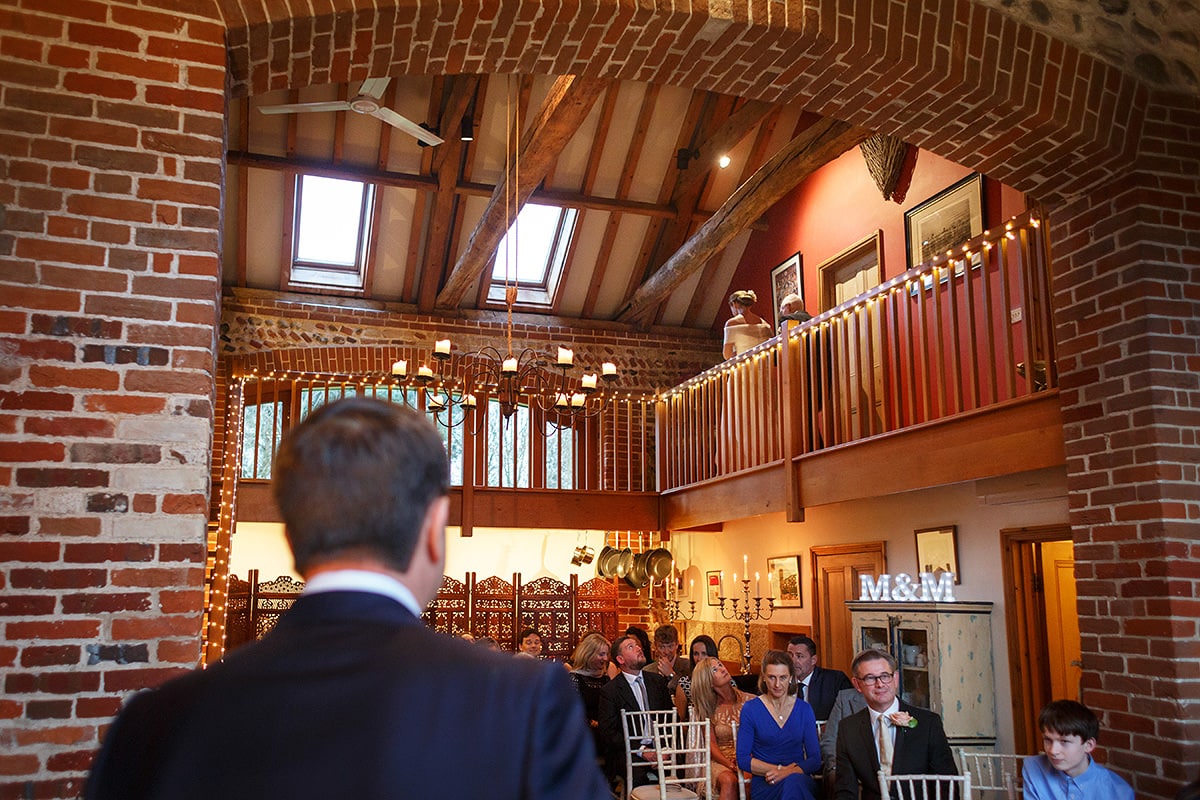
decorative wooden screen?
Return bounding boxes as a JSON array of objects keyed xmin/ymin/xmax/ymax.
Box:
[
  {"xmin": 225, "ymin": 570, "xmax": 305, "ymax": 652},
  {"xmin": 575, "ymin": 576, "xmax": 620, "ymax": 642},
  {"xmin": 471, "ymin": 573, "xmax": 518, "ymax": 650},
  {"xmin": 517, "ymin": 575, "xmax": 574, "ymax": 662},
  {"xmin": 422, "ymin": 574, "xmax": 470, "ymax": 635}
]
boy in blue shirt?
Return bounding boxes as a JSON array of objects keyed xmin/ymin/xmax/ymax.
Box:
[{"xmin": 1023, "ymin": 700, "xmax": 1134, "ymax": 799}]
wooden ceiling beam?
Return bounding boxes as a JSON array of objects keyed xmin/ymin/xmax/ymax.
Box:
[
  {"xmin": 615, "ymin": 116, "xmax": 872, "ymax": 323},
  {"xmin": 671, "ymin": 98, "xmax": 774, "ymax": 204},
  {"xmin": 434, "ymin": 74, "xmax": 609, "ymax": 310}
]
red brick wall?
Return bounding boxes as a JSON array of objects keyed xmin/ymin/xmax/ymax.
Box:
[
  {"xmin": 1048, "ymin": 91, "xmax": 1200, "ymax": 798},
  {"xmin": 0, "ymin": 3, "xmax": 226, "ymax": 796}
]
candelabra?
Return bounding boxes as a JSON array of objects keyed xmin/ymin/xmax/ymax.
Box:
[
  {"xmin": 718, "ymin": 577, "xmax": 773, "ymax": 673},
  {"xmin": 662, "ymin": 593, "xmax": 697, "ymax": 622}
]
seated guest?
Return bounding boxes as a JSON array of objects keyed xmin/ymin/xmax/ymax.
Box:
[
  {"xmin": 787, "ymin": 634, "xmax": 853, "ymax": 720},
  {"xmin": 1022, "ymin": 699, "xmax": 1134, "ymax": 799},
  {"xmin": 834, "ymin": 649, "xmax": 956, "ymax": 800},
  {"xmin": 691, "ymin": 656, "xmax": 754, "ymax": 800},
  {"xmin": 597, "ymin": 634, "xmax": 674, "ymax": 791},
  {"xmin": 569, "ymin": 632, "xmax": 612, "ymax": 756},
  {"xmin": 644, "ymin": 624, "xmax": 692, "ymax": 694},
  {"xmin": 476, "ymin": 635, "xmax": 500, "ymax": 651},
  {"xmin": 736, "ymin": 650, "xmax": 821, "ymax": 800},
  {"xmin": 626, "ymin": 625, "xmax": 652, "ymax": 663},
  {"xmin": 675, "ymin": 634, "xmax": 719, "ymax": 720},
  {"xmin": 820, "ymin": 687, "xmax": 866, "ymax": 785},
  {"xmin": 517, "ymin": 627, "xmax": 543, "ymax": 658}
]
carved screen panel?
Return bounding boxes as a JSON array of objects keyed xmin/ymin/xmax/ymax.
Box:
[
  {"xmin": 471, "ymin": 574, "xmax": 517, "ymax": 650},
  {"xmin": 575, "ymin": 576, "xmax": 620, "ymax": 642},
  {"xmin": 253, "ymin": 575, "xmax": 304, "ymax": 640},
  {"xmin": 422, "ymin": 574, "xmax": 469, "ymax": 635},
  {"xmin": 518, "ymin": 575, "xmax": 573, "ymax": 662},
  {"xmin": 225, "ymin": 573, "xmax": 253, "ymax": 652}
]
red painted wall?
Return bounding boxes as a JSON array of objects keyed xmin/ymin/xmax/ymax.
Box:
[{"xmin": 723, "ymin": 146, "xmax": 1027, "ymax": 329}]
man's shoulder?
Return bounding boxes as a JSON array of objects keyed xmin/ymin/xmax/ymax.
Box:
[{"xmin": 814, "ymin": 665, "xmax": 852, "ymax": 683}]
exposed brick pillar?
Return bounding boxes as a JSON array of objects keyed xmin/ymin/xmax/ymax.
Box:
[
  {"xmin": 1049, "ymin": 93, "xmax": 1200, "ymax": 800},
  {"xmin": 0, "ymin": 5, "xmax": 226, "ymax": 797}
]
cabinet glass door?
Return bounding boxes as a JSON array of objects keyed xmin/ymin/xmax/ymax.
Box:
[
  {"xmin": 896, "ymin": 626, "xmax": 930, "ymax": 708},
  {"xmin": 859, "ymin": 624, "xmax": 890, "ymax": 654}
]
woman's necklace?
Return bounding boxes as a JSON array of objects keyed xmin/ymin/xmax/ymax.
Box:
[{"xmin": 767, "ymin": 695, "xmax": 791, "ymax": 721}]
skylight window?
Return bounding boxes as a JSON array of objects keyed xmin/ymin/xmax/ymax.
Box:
[
  {"xmin": 289, "ymin": 174, "xmax": 375, "ymax": 291},
  {"xmin": 488, "ymin": 202, "xmax": 577, "ymax": 307}
]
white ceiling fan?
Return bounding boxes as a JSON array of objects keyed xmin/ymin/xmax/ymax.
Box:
[{"xmin": 258, "ymin": 77, "xmax": 445, "ymax": 146}]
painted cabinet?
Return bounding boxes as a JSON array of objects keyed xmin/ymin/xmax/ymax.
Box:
[{"xmin": 847, "ymin": 601, "xmax": 996, "ymax": 747}]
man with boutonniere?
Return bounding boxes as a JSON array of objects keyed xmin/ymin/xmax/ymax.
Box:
[{"xmin": 833, "ymin": 649, "xmax": 958, "ymax": 800}]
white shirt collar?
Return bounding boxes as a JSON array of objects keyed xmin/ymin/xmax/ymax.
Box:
[
  {"xmin": 301, "ymin": 569, "xmax": 423, "ymax": 617},
  {"xmin": 869, "ymin": 698, "xmax": 901, "ymax": 726}
]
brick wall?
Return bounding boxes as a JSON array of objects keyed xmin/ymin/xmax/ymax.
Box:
[
  {"xmin": 1048, "ymin": 91, "xmax": 1200, "ymax": 798},
  {"xmin": 0, "ymin": 3, "xmax": 226, "ymax": 796}
]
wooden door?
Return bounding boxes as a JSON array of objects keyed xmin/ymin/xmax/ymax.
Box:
[
  {"xmin": 819, "ymin": 234, "xmax": 884, "ymax": 438},
  {"xmin": 1041, "ymin": 539, "xmax": 1082, "ymax": 701},
  {"xmin": 811, "ymin": 542, "xmax": 887, "ymax": 674}
]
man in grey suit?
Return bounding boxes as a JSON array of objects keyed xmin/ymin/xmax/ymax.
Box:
[
  {"xmin": 85, "ymin": 397, "xmax": 610, "ymax": 800},
  {"xmin": 834, "ymin": 649, "xmax": 957, "ymax": 800}
]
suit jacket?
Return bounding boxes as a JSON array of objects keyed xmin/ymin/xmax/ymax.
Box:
[
  {"xmin": 596, "ymin": 670, "xmax": 673, "ymax": 784},
  {"xmin": 85, "ymin": 591, "xmax": 610, "ymax": 800},
  {"xmin": 821, "ymin": 687, "xmax": 868, "ymax": 768},
  {"xmin": 802, "ymin": 664, "xmax": 854, "ymax": 720},
  {"xmin": 833, "ymin": 701, "xmax": 957, "ymax": 800}
]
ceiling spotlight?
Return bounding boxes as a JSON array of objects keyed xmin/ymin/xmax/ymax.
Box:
[
  {"xmin": 460, "ymin": 118, "xmax": 474, "ymax": 142},
  {"xmin": 718, "ymin": 154, "xmax": 732, "ymax": 169},
  {"xmin": 676, "ymin": 147, "xmax": 701, "ymax": 170}
]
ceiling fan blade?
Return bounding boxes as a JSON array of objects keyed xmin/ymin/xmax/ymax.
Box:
[
  {"xmin": 357, "ymin": 76, "xmax": 392, "ymax": 99},
  {"xmin": 259, "ymin": 100, "xmax": 353, "ymax": 115},
  {"xmin": 372, "ymin": 107, "xmax": 445, "ymax": 146}
]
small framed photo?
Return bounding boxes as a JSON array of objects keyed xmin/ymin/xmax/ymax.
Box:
[
  {"xmin": 769, "ymin": 251, "xmax": 803, "ymax": 327},
  {"xmin": 915, "ymin": 525, "xmax": 960, "ymax": 584},
  {"xmin": 706, "ymin": 571, "xmax": 722, "ymax": 606},
  {"xmin": 905, "ymin": 173, "xmax": 985, "ymax": 270},
  {"xmin": 766, "ymin": 555, "xmax": 802, "ymax": 607}
]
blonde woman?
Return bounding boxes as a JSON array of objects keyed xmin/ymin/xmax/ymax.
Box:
[
  {"xmin": 723, "ymin": 289, "xmax": 773, "ymax": 359},
  {"xmin": 690, "ymin": 656, "xmax": 754, "ymax": 800}
]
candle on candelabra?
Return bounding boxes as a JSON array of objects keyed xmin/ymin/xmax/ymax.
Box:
[
  {"xmin": 417, "ymin": 365, "xmax": 433, "ymax": 379},
  {"xmin": 768, "ymin": 572, "xmax": 775, "ymax": 599},
  {"xmin": 581, "ymin": 373, "xmax": 597, "ymax": 389},
  {"xmin": 690, "ymin": 578, "xmax": 695, "ymax": 597},
  {"xmin": 434, "ymin": 339, "xmax": 451, "ymax": 355},
  {"xmin": 733, "ymin": 572, "xmax": 738, "ymax": 586},
  {"xmin": 391, "ymin": 359, "xmax": 407, "ymax": 377},
  {"xmin": 743, "ymin": 554, "xmax": 748, "ymax": 575},
  {"xmin": 601, "ymin": 362, "xmax": 617, "ymax": 376},
  {"xmin": 570, "ymin": 393, "xmax": 585, "ymax": 407},
  {"xmin": 557, "ymin": 347, "xmax": 573, "ymax": 366},
  {"xmin": 501, "ymin": 357, "xmax": 518, "ymax": 373},
  {"xmin": 719, "ymin": 572, "xmax": 725, "ymax": 595},
  {"xmin": 756, "ymin": 571, "xmax": 761, "ymax": 597}
]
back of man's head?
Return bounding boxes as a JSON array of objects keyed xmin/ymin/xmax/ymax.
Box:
[
  {"xmin": 1038, "ymin": 699, "xmax": 1100, "ymax": 743},
  {"xmin": 273, "ymin": 397, "xmax": 450, "ymax": 575}
]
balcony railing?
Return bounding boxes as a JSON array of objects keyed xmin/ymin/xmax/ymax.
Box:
[{"xmin": 656, "ymin": 210, "xmax": 1054, "ymax": 491}]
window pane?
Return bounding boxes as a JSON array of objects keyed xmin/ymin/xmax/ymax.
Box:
[
  {"xmin": 492, "ymin": 203, "xmax": 567, "ymax": 285},
  {"xmin": 296, "ymin": 175, "xmax": 366, "ymax": 267}
]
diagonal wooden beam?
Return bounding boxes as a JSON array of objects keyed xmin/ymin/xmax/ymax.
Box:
[
  {"xmin": 671, "ymin": 99, "xmax": 774, "ymax": 204},
  {"xmin": 615, "ymin": 116, "xmax": 872, "ymax": 323},
  {"xmin": 434, "ymin": 74, "xmax": 609, "ymax": 309}
]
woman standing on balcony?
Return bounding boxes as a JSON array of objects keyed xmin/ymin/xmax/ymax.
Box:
[{"xmin": 723, "ymin": 290, "xmax": 773, "ymax": 359}]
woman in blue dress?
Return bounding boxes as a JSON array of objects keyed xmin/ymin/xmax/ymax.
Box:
[{"xmin": 736, "ymin": 650, "xmax": 821, "ymax": 800}]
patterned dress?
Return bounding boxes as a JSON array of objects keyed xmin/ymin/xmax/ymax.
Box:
[{"xmin": 710, "ymin": 689, "xmax": 755, "ymax": 779}]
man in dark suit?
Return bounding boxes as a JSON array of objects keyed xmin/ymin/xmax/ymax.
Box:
[
  {"xmin": 787, "ymin": 634, "xmax": 853, "ymax": 720},
  {"xmin": 597, "ymin": 634, "xmax": 674, "ymax": 790},
  {"xmin": 85, "ymin": 397, "xmax": 610, "ymax": 800},
  {"xmin": 834, "ymin": 649, "xmax": 957, "ymax": 800}
]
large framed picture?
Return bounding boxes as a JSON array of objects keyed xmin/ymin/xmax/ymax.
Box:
[
  {"xmin": 915, "ymin": 525, "xmax": 960, "ymax": 584},
  {"xmin": 766, "ymin": 555, "xmax": 802, "ymax": 607},
  {"xmin": 769, "ymin": 251, "xmax": 803, "ymax": 327},
  {"xmin": 706, "ymin": 570, "xmax": 722, "ymax": 606},
  {"xmin": 904, "ymin": 174, "xmax": 985, "ymax": 270}
]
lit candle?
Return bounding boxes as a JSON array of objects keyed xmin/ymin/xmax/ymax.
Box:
[
  {"xmin": 581, "ymin": 373, "xmax": 598, "ymax": 390},
  {"xmin": 756, "ymin": 571, "xmax": 761, "ymax": 596},
  {"xmin": 434, "ymin": 339, "xmax": 451, "ymax": 356},
  {"xmin": 391, "ymin": 359, "xmax": 407, "ymax": 377},
  {"xmin": 502, "ymin": 357, "xmax": 518, "ymax": 374},
  {"xmin": 570, "ymin": 393, "xmax": 585, "ymax": 407},
  {"xmin": 601, "ymin": 361, "xmax": 617, "ymax": 376},
  {"xmin": 690, "ymin": 578, "xmax": 694, "ymax": 597},
  {"xmin": 463, "ymin": 394, "xmax": 477, "ymax": 407},
  {"xmin": 768, "ymin": 572, "xmax": 775, "ymax": 599},
  {"xmin": 719, "ymin": 571, "xmax": 725, "ymax": 596},
  {"xmin": 733, "ymin": 572, "xmax": 738, "ymax": 586},
  {"xmin": 555, "ymin": 392, "xmax": 570, "ymax": 408},
  {"xmin": 743, "ymin": 554, "xmax": 749, "ymax": 575},
  {"xmin": 557, "ymin": 347, "xmax": 573, "ymax": 366},
  {"xmin": 418, "ymin": 365, "xmax": 433, "ymax": 379}
]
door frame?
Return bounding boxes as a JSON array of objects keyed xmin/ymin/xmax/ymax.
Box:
[
  {"xmin": 810, "ymin": 541, "xmax": 888, "ymax": 670},
  {"xmin": 1000, "ymin": 523, "xmax": 1073, "ymax": 754}
]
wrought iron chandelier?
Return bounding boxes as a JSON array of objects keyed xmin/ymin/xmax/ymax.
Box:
[{"xmin": 390, "ymin": 76, "xmax": 618, "ymax": 432}]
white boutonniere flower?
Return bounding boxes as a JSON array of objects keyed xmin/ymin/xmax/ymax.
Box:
[{"xmin": 889, "ymin": 711, "xmax": 917, "ymax": 729}]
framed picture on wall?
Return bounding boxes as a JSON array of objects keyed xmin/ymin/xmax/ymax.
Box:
[
  {"xmin": 770, "ymin": 251, "xmax": 803, "ymax": 326},
  {"xmin": 766, "ymin": 555, "xmax": 802, "ymax": 607},
  {"xmin": 915, "ymin": 525, "xmax": 960, "ymax": 584},
  {"xmin": 706, "ymin": 571, "xmax": 722, "ymax": 606},
  {"xmin": 904, "ymin": 173, "xmax": 985, "ymax": 270}
]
